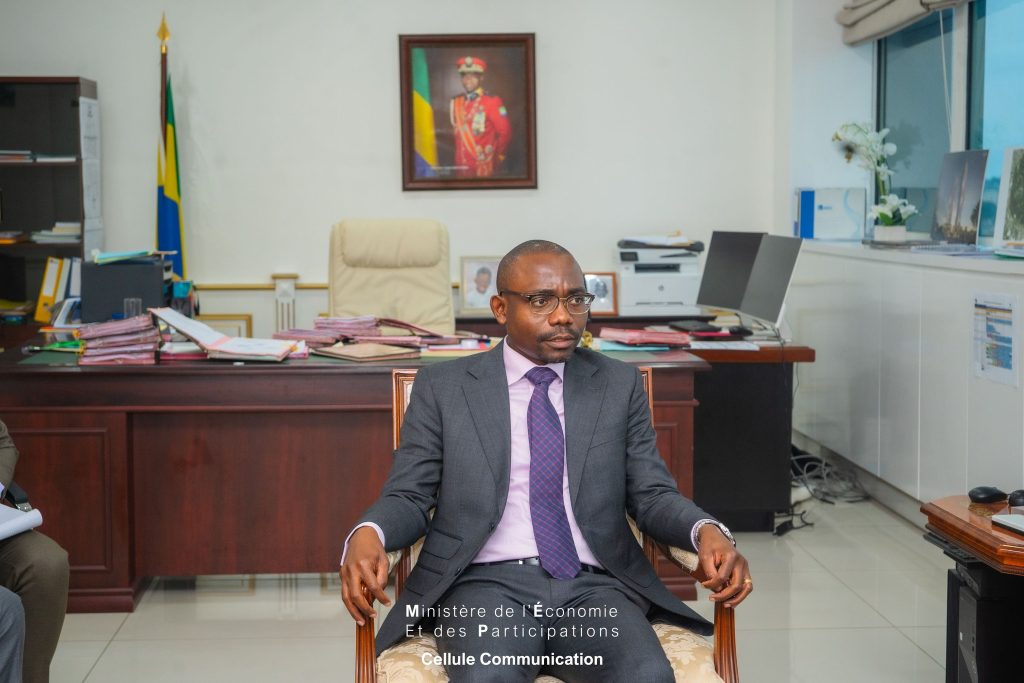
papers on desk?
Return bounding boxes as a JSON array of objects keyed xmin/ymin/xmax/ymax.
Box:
[
  {"xmin": 688, "ymin": 341, "xmax": 759, "ymax": 351},
  {"xmin": 150, "ymin": 307, "xmax": 296, "ymax": 362},
  {"xmin": 0, "ymin": 504, "xmax": 43, "ymax": 542}
]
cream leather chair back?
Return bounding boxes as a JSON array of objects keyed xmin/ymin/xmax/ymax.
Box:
[{"xmin": 328, "ymin": 219, "xmax": 455, "ymax": 335}]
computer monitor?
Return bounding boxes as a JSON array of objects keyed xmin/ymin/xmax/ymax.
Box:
[{"xmin": 696, "ymin": 231, "xmax": 802, "ymax": 326}]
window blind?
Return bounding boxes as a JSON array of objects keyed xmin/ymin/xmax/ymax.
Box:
[{"xmin": 837, "ymin": 0, "xmax": 969, "ymax": 45}]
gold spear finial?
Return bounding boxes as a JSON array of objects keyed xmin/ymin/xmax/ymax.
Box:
[{"xmin": 157, "ymin": 14, "xmax": 170, "ymax": 54}]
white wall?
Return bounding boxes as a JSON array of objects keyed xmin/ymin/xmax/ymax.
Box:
[
  {"xmin": 0, "ymin": 0, "xmax": 777, "ymax": 285},
  {"xmin": 776, "ymin": 0, "xmax": 875, "ymax": 234}
]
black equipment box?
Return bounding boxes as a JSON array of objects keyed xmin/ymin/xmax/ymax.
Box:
[{"xmin": 81, "ymin": 259, "xmax": 167, "ymax": 323}]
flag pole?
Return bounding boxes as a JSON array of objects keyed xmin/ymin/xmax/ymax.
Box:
[{"xmin": 157, "ymin": 14, "xmax": 170, "ymax": 143}]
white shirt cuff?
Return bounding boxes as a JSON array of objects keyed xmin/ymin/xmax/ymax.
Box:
[
  {"xmin": 340, "ymin": 522, "xmax": 385, "ymax": 565},
  {"xmin": 691, "ymin": 519, "xmax": 735, "ymax": 550}
]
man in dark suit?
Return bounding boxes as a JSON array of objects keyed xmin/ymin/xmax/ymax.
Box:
[
  {"xmin": 342, "ymin": 240, "xmax": 751, "ymax": 682},
  {"xmin": 0, "ymin": 420, "xmax": 70, "ymax": 683}
]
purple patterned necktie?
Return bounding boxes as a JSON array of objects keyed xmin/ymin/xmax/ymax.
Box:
[{"xmin": 525, "ymin": 367, "xmax": 581, "ymax": 580}]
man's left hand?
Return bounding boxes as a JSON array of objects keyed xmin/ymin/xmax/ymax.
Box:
[{"xmin": 697, "ymin": 525, "xmax": 752, "ymax": 608}]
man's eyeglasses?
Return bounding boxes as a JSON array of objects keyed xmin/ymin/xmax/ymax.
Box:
[{"xmin": 500, "ymin": 290, "xmax": 595, "ymax": 316}]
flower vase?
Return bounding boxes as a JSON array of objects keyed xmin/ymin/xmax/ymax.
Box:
[{"xmin": 873, "ymin": 224, "xmax": 907, "ymax": 242}]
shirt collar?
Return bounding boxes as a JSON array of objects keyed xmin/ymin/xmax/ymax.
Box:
[{"xmin": 502, "ymin": 339, "xmax": 565, "ymax": 387}]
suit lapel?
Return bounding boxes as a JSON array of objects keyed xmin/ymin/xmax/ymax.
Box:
[
  {"xmin": 462, "ymin": 344, "xmax": 512, "ymax": 507},
  {"xmin": 563, "ymin": 351, "xmax": 606, "ymax": 507}
]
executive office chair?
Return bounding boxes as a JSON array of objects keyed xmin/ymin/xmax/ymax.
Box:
[
  {"xmin": 353, "ymin": 368, "xmax": 739, "ymax": 683},
  {"xmin": 328, "ymin": 219, "xmax": 455, "ymax": 335}
]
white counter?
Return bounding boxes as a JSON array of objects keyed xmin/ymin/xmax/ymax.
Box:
[
  {"xmin": 787, "ymin": 241, "xmax": 1024, "ymax": 504},
  {"xmin": 803, "ymin": 241, "xmax": 1024, "ymax": 276}
]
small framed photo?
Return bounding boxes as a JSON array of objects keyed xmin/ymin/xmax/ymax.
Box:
[
  {"xmin": 399, "ymin": 33, "xmax": 537, "ymax": 191},
  {"xmin": 460, "ymin": 256, "xmax": 501, "ymax": 315},
  {"xmin": 585, "ymin": 272, "xmax": 617, "ymax": 317}
]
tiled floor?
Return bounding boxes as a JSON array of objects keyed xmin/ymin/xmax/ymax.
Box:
[{"xmin": 51, "ymin": 499, "xmax": 950, "ymax": 682}]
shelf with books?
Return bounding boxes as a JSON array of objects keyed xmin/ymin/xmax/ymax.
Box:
[
  {"xmin": 0, "ymin": 160, "xmax": 80, "ymax": 167},
  {"xmin": 0, "ymin": 77, "xmax": 102, "ymax": 311}
]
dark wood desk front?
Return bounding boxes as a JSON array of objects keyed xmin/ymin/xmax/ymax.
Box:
[{"xmin": 0, "ymin": 349, "xmax": 707, "ymax": 611}]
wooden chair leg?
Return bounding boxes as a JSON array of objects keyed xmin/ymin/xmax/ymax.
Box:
[
  {"xmin": 713, "ymin": 601, "xmax": 739, "ymax": 683},
  {"xmin": 355, "ymin": 587, "xmax": 377, "ymax": 683}
]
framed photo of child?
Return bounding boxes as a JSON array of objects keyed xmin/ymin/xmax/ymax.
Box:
[{"xmin": 460, "ymin": 256, "xmax": 501, "ymax": 315}]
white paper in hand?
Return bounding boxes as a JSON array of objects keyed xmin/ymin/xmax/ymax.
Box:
[{"xmin": 0, "ymin": 504, "xmax": 43, "ymax": 541}]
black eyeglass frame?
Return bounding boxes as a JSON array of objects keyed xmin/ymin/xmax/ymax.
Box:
[{"xmin": 499, "ymin": 290, "xmax": 596, "ymax": 315}]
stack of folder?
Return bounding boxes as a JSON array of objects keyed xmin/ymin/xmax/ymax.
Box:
[
  {"xmin": 76, "ymin": 315, "xmax": 160, "ymax": 365},
  {"xmin": 313, "ymin": 316, "xmax": 381, "ymax": 338},
  {"xmin": 271, "ymin": 328, "xmax": 339, "ymax": 348},
  {"xmin": 598, "ymin": 327, "xmax": 691, "ymax": 348}
]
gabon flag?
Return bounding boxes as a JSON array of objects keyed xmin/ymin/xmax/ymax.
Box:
[{"xmin": 156, "ymin": 16, "xmax": 185, "ymax": 277}]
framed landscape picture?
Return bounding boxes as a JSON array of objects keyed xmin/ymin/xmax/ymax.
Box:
[
  {"xmin": 399, "ymin": 33, "xmax": 537, "ymax": 191},
  {"xmin": 995, "ymin": 147, "xmax": 1024, "ymax": 245}
]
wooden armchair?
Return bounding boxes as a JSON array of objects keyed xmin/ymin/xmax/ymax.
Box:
[{"xmin": 354, "ymin": 367, "xmax": 738, "ymax": 683}]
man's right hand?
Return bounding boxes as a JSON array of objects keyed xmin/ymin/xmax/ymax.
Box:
[{"xmin": 340, "ymin": 526, "xmax": 391, "ymax": 626}]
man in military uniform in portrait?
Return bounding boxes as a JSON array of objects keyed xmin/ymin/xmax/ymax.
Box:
[{"xmin": 450, "ymin": 56, "xmax": 512, "ymax": 177}]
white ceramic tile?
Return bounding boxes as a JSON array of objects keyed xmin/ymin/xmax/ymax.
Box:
[
  {"xmin": 50, "ymin": 640, "xmax": 108, "ymax": 683},
  {"xmin": 731, "ymin": 531, "xmax": 826, "ymax": 573},
  {"xmin": 899, "ymin": 625, "xmax": 947, "ymax": 667},
  {"xmin": 735, "ymin": 627, "xmax": 944, "ymax": 683},
  {"xmin": 790, "ymin": 518, "xmax": 946, "ymax": 578},
  {"xmin": 115, "ymin": 575, "xmax": 351, "ymax": 641},
  {"xmin": 874, "ymin": 521, "xmax": 957, "ymax": 572},
  {"xmin": 831, "ymin": 570, "xmax": 947, "ymax": 627},
  {"xmin": 58, "ymin": 612, "xmax": 127, "ymax": 642},
  {"xmin": 709, "ymin": 570, "xmax": 887, "ymax": 630},
  {"xmin": 85, "ymin": 637, "xmax": 353, "ymax": 683}
]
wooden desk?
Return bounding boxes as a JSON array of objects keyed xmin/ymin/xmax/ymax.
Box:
[
  {"xmin": 922, "ymin": 495, "xmax": 1024, "ymax": 680},
  {"xmin": 922, "ymin": 495, "xmax": 1024, "ymax": 574},
  {"xmin": 0, "ymin": 348, "xmax": 706, "ymax": 611}
]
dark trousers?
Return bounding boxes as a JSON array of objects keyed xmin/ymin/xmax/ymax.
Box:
[
  {"xmin": 0, "ymin": 531, "xmax": 69, "ymax": 683},
  {"xmin": 431, "ymin": 564, "xmax": 674, "ymax": 683}
]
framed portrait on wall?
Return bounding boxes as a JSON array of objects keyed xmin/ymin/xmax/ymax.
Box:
[
  {"xmin": 399, "ymin": 33, "xmax": 537, "ymax": 191},
  {"xmin": 584, "ymin": 272, "xmax": 617, "ymax": 317},
  {"xmin": 460, "ymin": 256, "xmax": 501, "ymax": 315}
]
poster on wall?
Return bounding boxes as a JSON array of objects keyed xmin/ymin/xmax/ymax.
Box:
[
  {"xmin": 973, "ymin": 291, "xmax": 1018, "ymax": 386},
  {"xmin": 399, "ymin": 33, "xmax": 536, "ymax": 191}
]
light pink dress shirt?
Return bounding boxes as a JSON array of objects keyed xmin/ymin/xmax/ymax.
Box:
[{"xmin": 472, "ymin": 342, "xmax": 600, "ymax": 566}]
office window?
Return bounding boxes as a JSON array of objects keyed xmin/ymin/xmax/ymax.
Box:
[
  {"xmin": 969, "ymin": 0, "xmax": 1024, "ymax": 238},
  {"xmin": 877, "ymin": 10, "xmax": 953, "ymax": 234}
]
